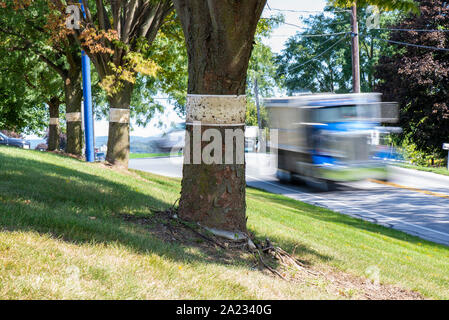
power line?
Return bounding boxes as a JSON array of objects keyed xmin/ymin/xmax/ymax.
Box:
[
  {"xmin": 295, "ymin": 31, "xmax": 349, "ymax": 38},
  {"xmin": 371, "ymin": 36, "xmax": 449, "ymax": 52},
  {"xmin": 265, "ymin": 5, "xmax": 351, "ymax": 14},
  {"xmin": 371, "ymin": 27, "xmax": 449, "ymax": 33},
  {"xmin": 262, "ymin": 16, "xmax": 349, "ymax": 34},
  {"xmin": 271, "ymin": 23, "xmax": 349, "ymax": 37},
  {"xmin": 280, "ymin": 22, "xmax": 308, "ymax": 29},
  {"xmin": 288, "ymin": 34, "xmax": 349, "ymax": 73},
  {"xmin": 280, "ymin": 21, "xmax": 350, "ymax": 36}
]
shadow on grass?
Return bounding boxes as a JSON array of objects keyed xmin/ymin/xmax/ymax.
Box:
[{"xmin": 0, "ymin": 150, "xmax": 331, "ymax": 271}]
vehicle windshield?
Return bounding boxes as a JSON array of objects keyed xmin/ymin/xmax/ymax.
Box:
[
  {"xmin": 314, "ymin": 104, "xmax": 379, "ymax": 123},
  {"xmin": 315, "ymin": 106, "xmax": 357, "ymax": 123}
]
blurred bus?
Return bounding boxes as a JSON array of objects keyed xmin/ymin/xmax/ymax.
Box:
[{"xmin": 264, "ymin": 93, "xmax": 398, "ymax": 190}]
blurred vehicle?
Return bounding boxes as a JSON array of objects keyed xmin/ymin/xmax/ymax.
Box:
[
  {"xmin": 0, "ymin": 132, "xmax": 31, "ymax": 149},
  {"xmin": 95, "ymin": 152, "xmax": 106, "ymax": 161},
  {"xmin": 35, "ymin": 143, "xmax": 48, "ymax": 151},
  {"xmin": 154, "ymin": 122, "xmax": 186, "ymax": 153},
  {"xmin": 264, "ymin": 93, "xmax": 399, "ymax": 190}
]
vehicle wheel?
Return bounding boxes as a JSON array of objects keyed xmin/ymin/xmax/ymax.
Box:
[
  {"xmin": 276, "ymin": 170, "xmax": 292, "ymax": 184},
  {"xmin": 306, "ymin": 179, "xmax": 337, "ymax": 192},
  {"xmin": 324, "ymin": 181, "xmax": 337, "ymax": 191},
  {"xmin": 291, "ymin": 174, "xmax": 306, "ymax": 186}
]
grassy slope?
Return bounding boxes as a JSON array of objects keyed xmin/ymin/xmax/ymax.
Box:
[
  {"xmin": 0, "ymin": 146, "xmax": 448, "ymax": 299},
  {"xmin": 397, "ymin": 163, "xmax": 449, "ymax": 177}
]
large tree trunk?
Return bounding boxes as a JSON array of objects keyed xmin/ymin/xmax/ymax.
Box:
[
  {"xmin": 48, "ymin": 97, "xmax": 60, "ymax": 151},
  {"xmin": 64, "ymin": 74, "xmax": 83, "ymax": 155},
  {"xmin": 106, "ymin": 82, "xmax": 133, "ymax": 167},
  {"xmin": 174, "ymin": 0, "xmax": 266, "ymax": 233}
]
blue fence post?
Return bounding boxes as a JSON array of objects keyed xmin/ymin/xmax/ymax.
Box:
[{"xmin": 79, "ymin": 0, "xmax": 94, "ymax": 162}]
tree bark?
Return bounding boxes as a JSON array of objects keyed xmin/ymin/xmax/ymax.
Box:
[
  {"xmin": 64, "ymin": 73, "xmax": 83, "ymax": 156},
  {"xmin": 48, "ymin": 97, "xmax": 60, "ymax": 151},
  {"xmin": 174, "ymin": 0, "xmax": 266, "ymax": 233},
  {"xmin": 106, "ymin": 82, "xmax": 134, "ymax": 167}
]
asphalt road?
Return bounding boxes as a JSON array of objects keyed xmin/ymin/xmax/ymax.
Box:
[{"xmin": 129, "ymin": 153, "xmax": 449, "ymax": 247}]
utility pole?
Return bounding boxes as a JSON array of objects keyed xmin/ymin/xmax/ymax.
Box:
[
  {"xmin": 254, "ymin": 77, "xmax": 262, "ymax": 129},
  {"xmin": 351, "ymin": 4, "xmax": 361, "ymax": 93}
]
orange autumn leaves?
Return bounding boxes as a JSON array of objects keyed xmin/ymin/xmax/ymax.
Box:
[
  {"xmin": 1, "ymin": 0, "xmax": 160, "ymax": 96},
  {"xmin": 0, "ymin": 0, "xmax": 32, "ymax": 10}
]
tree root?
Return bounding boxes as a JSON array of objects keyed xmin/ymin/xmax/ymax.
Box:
[{"xmin": 160, "ymin": 203, "xmax": 311, "ymax": 281}]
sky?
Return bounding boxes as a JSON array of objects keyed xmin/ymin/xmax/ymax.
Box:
[
  {"xmin": 262, "ymin": 0, "xmax": 328, "ymax": 53},
  {"xmin": 27, "ymin": 0, "xmax": 328, "ymax": 140}
]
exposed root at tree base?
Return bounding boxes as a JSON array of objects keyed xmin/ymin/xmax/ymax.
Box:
[{"xmin": 121, "ymin": 207, "xmax": 424, "ymax": 300}]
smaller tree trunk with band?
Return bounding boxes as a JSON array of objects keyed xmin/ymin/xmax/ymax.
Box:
[
  {"xmin": 106, "ymin": 82, "xmax": 133, "ymax": 167},
  {"xmin": 48, "ymin": 97, "xmax": 61, "ymax": 151},
  {"xmin": 64, "ymin": 73, "xmax": 83, "ymax": 156}
]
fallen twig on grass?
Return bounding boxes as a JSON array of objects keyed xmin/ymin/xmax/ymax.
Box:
[{"xmin": 175, "ymin": 218, "xmax": 227, "ymax": 249}]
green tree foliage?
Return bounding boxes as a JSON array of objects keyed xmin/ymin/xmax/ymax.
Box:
[
  {"xmin": 0, "ymin": 0, "xmax": 86, "ymax": 154},
  {"xmin": 245, "ymin": 14, "xmax": 283, "ymax": 127},
  {"xmin": 245, "ymin": 100, "xmax": 268, "ymax": 127},
  {"xmin": 0, "ymin": 1, "xmax": 62, "ymax": 134},
  {"xmin": 0, "ymin": 58, "xmax": 48, "ymax": 133},
  {"xmin": 276, "ymin": 6, "xmax": 399, "ymax": 94},
  {"xmin": 247, "ymin": 14, "xmax": 284, "ymax": 97},
  {"xmin": 376, "ymin": 0, "xmax": 449, "ymax": 158},
  {"xmin": 331, "ymin": 0, "xmax": 419, "ymax": 12}
]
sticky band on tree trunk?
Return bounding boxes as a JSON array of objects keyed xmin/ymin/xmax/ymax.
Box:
[
  {"xmin": 49, "ymin": 118, "xmax": 59, "ymax": 125},
  {"xmin": 186, "ymin": 94, "xmax": 246, "ymax": 125},
  {"xmin": 109, "ymin": 108, "xmax": 130, "ymax": 124},
  {"xmin": 186, "ymin": 123, "xmax": 246, "ymax": 127},
  {"xmin": 66, "ymin": 112, "xmax": 82, "ymax": 122}
]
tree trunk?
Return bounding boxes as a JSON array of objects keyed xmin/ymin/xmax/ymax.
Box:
[
  {"xmin": 48, "ymin": 97, "xmax": 60, "ymax": 151},
  {"xmin": 174, "ymin": 0, "xmax": 266, "ymax": 233},
  {"xmin": 106, "ymin": 82, "xmax": 134, "ymax": 167},
  {"xmin": 64, "ymin": 74, "xmax": 83, "ymax": 155}
]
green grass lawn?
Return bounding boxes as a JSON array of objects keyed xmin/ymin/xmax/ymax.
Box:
[
  {"xmin": 0, "ymin": 146, "xmax": 448, "ymax": 299},
  {"xmin": 397, "ymin": 163, "xmax": 449, "ymax": 177},
  {"xmin": 129, "ymin": 153, "xmax": 180, "ymax": 159}
]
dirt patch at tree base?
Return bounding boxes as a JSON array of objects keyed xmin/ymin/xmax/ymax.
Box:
[{"xmin": 120, "ymin": 209, "xmax": 425, "ymax": 300}]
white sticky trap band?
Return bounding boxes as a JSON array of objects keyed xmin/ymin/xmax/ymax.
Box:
[
  {"xmin": 109, "ymin": 108, "xmax": 130, "ymax": 123},
  {"xmin": 186, "ymin": 94, "xmax": 246, "ymax": 125},
  {"xmin": 186, "ymin": 122, "xmax": 245, "ymax": 127},
  {"xmin": 66, "ymin": 112, "xmax": 81, "ymax": 122},
  {"xmin": 49, "ymin": 118, "xmax": 59, "ymax": 125}
]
